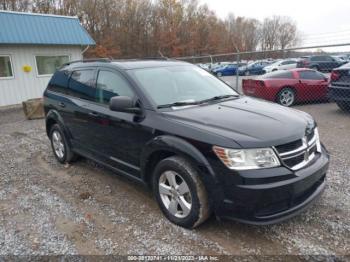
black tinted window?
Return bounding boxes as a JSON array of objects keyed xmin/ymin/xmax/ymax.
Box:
[
  {"xmin": 68, "ymin": 70, "xmax": 96, "ymax": 100},
  {"xmin": 311, "ymin": 56, "xmax": 323, "ymax": 62},
  {"xmin": 281, "ymin": 60, "xmax": 296, "ymax": 65},
  {"xmin": 262, "ymin": 71, "xmax": 294, "ymax": 79},
  {"xmin": 299, "ymin": 70, "xmax": 324, "ymax": 80},
  {"xmin": 48, "ymin": 70, "xmax": 70, "ymax": 94},
  {"xmin": 96, "ymin": 70, "xmax": 134, "ymax": 104}
]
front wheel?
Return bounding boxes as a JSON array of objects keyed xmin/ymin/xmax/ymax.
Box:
[
  {"xmin": 153, "ymin": 156, "xmax": 211, "ymax": 228},
  {"xmin": 277, "ymin": 88, "xmax": 296, "ymax": 107},
  {"xmin": 336, "ymin": 101, "xmax": 350, "ymax": 112}
]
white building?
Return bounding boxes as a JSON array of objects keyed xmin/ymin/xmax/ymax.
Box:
[{"xmin": 0, "ymin": 11, "xmax": 95, "ymax": 106}]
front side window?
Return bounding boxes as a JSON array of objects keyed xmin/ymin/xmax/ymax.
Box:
[
  {"xmin": 132, "ymin": 65, "xmax": 237, "ymax": 107},
  {"xmin": 36, "ymin": 55, "xmax": 69, "ymax": 76},
  {"xmin": 96, "ymin": 70, "xmax": 134, "ymax": 104},
  {"xmin": 0, "ymin": 56, "xmax": 13, "ymax": 78},
  {"xmin": 311, "ymin": 56, "xmax": 322, "ymax": 62},
  {"xmin": 281, "ymin": 60, "xmax": 296, "ymax": 65},
  {"xmin": 68, "ymin": 70, "xmax": 96, "ymax": 101}
]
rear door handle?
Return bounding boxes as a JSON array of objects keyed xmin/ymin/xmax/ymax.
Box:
[{"xmin": 58, "ymin": 102, "xmax": 65, "ymax": 108}]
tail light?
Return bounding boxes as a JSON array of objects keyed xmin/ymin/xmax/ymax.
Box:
[{"xmin": 331, "ymin": 70, "xmax": 341, "ymax": 81}]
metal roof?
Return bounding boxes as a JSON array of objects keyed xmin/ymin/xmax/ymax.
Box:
[{"xmin": 0, "ymin": 11, "xmax": 95, "ymax": 46}]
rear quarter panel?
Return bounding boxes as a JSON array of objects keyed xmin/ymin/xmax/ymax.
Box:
[{"xmin": 243, "ymin": 78, "xmax": 298, "ymax": 102}]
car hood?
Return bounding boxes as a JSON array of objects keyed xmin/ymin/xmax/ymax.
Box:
[{"xmin": 161, "ymin": 97, "xmax": 314, "ymax": 148}]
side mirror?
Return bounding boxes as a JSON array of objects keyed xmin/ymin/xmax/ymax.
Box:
[{"xmin": 109, "ymin": 96, "xmax": 141, "ymax": 114}]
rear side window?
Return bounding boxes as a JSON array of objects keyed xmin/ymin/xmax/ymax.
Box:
[
  {"xmin": 262, "ymin": 71, "xmax": 294, "ymax": 79},
  {"xmin": 68, "ymin": 70, "xmax": 96, "ymax": 101},
  {"xmin": 96, "ymin": 70, "xmax": 134, "ymax": 104},
  {"xmin": 48, "ymin": 70, "xmax": 70, "ymax": 94},
  {"xmin": 299, "ymin": 70, "xmax": 325, "ymax": 80},
  {"xmin": 311, "ymin": 56, "xmax": 323, "ymax": 62}
]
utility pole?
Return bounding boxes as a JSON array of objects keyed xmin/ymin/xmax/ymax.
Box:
[{"xmin": 233, "ymin": 44, "xmax": 240, "ymax": 92}]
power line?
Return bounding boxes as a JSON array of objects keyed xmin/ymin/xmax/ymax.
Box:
[
  {"xmin": 302, "ymin": 29, "xmax": 350, "ymax": 38},
  {"xmin": 302, "ymin": 28, "xmax": 350, "ymax": 38}
]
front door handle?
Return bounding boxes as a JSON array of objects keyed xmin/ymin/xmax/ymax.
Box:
[
  {"xmin": 89, "ymin": 111, "xmax": 100, "ymax": 117},
  {"xmin": 58, "ymin": 102, "xmax": 65, "ymax": 108}
]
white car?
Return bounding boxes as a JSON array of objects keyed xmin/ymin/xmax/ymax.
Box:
[{"xmin": 263, "ymin": 59, "xmax": 297, "ymax": 73}]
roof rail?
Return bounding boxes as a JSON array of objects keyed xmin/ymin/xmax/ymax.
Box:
[
  {"xmin": 63, "ymin": 58, "xmax": 111, "ymax": 66},
  {"xmin": 141, "ymin": 57, "xmax": 169, "ymax": 60}
]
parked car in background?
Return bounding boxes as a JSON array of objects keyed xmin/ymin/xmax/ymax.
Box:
[
  {"xmin": 210, "ymin": 62, "xmax": 231, "ymax": 71},
  {"xmin": 329, "ymin": 62, "xmax": 350, "ymax": 112},
  {"xmin": 242, "ymin": 68, "xmax": 329, "ymax": 106},
  {"xmin": 263, "ymin": 59, "xmax": 297, "ymax": 73},
  {"xmin": 333, "ymin": 55, "xmax": 349, "ymax": 62},
  {"xmin": 212, "ymin": 63, "xmax": 246, "ymax": 76},
  {"xmin": 238, "ymin": 61, "xmax": 272, "ymax": 76},
  {"xmin": 197, "ymin": 63, "xmax": 211, "ymax": 71},
  {"xmin": 297, "ymin": 55, "xmax": 346, "ymax": 72}
]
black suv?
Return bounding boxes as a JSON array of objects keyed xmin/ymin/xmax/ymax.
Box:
[
  {"xmin": 329, "ymin": 62, "xmax": 350, "ymax": 112},
  {"xmin": 297, "ymin": 55, "xmax": 345, "ymax": 72},
  {"xmin": 44, "ymin": 59, "xmax": 329, "ymax": 228}
]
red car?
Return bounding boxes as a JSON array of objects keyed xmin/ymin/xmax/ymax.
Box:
[{"xmin": 242, "ymin": 68, "xmax": 330, "ymax": 106}]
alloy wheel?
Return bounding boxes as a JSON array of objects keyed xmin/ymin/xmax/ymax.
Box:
[
  {"xmin": 52, "ymin": 130, "xmax": 65, "ymax": 159},
  {"xmin": 158, "ymin": 171, "xmax": 192, "ymax": 218},
  {"xmin": 279, "ymin": 89, "xmax": 295, "ymax": 107}
]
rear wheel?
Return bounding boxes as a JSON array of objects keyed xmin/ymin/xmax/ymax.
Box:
[
  {"xmin": 49, "ymin": 124, "xmax": 77, "ymax": 164},
  {"xmin": 277, "ymin": 88, "xmax": 296, "ymax": 107},
  {"xmin": 336, "ymin": 101, "xmax": 350, "ymax": 112},
  {"xmin": 153, "ymin": 156, "xmax": 211, "ymax": 228}
]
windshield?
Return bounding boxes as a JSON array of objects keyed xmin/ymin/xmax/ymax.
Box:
[{"xmin": 131, "ymin": 65, "xmax": 238, "ymax": 107}]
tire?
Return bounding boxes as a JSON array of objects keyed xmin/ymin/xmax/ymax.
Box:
[
  {"xmin": 277, "ymin": 87, "xmax": 296, "ymax": 107},
  {"xmin": 336, "ymin": 101, "xmax": 350, "ymax": 112},
  {"xmin": 245, "ymin": 70, "xmax": 250, "ymax": 76},
  {"xmin": 217, "ymin": 72, "xmax": 222, "ymax": 77},
  {"xmin": 152, "ymin": 156, "xmax": 211, "ymax": 229},
  {"xmin": 49, "ymin": 124, "xmax": 77, "ymax": 164}
]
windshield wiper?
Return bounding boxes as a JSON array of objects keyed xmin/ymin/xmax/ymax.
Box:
[
  {"xmin": 199, "ymin": 94, "xmax": 239, "ymax": 104},
  {"xmin": 157, "ymin": 101, "xmax": 201, "ymax": 109},
  {"xmin": 157, "ymin": 94, "xmax": 239, "ymax": 109}
]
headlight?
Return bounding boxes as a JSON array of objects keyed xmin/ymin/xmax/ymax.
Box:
[
  {"xmin": 213, "ymin": 146, "xmax": 280, "ymax": 170},
  {"xmin": 314, "ymin": 127, "xmax": 322, "ymax": 152}
]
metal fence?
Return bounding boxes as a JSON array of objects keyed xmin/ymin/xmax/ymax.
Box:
[{"xmin": 175, "ymin": 43, "xmax": 350, "ymax": 111}]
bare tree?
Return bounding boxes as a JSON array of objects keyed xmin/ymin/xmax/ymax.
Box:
[
  {"xmin": 278, "ymin": 16, "xmax": 300, "ymax": 49},
  {"xmin": 0, "ymin": 0, "xmax": 300, "ymax": 58}
]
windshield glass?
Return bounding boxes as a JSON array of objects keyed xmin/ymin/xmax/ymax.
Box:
[{"xmin": 131, "ymin": 65, "xmax": 238, "ymax": 107}]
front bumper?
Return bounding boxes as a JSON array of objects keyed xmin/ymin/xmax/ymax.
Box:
[
  {"xmin": 328, "ymin": 85, "xmax": 350, "ymax": 101},
  {"xmin": 212, "ymin": 147, "xmax": 329, "ymax": 225}
]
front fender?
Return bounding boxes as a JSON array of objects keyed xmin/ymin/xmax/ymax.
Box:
[{"xmin": 140, "ymin": 135, "xmax": 222, "ymax": 201}]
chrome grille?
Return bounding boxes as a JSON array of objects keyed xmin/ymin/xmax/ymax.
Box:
[{"xmin": 274, "ymin": 128, "xmax": 320, "ymax": 171}]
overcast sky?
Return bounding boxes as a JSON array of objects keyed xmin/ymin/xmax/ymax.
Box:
[{"xmin": 200, "ymin": 0, "xmax": 350, "ymax": 51}]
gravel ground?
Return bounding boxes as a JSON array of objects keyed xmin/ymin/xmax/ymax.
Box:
[{"xmin": 0, "ymin": 103, "xmax": 349, "ymax": 258}]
